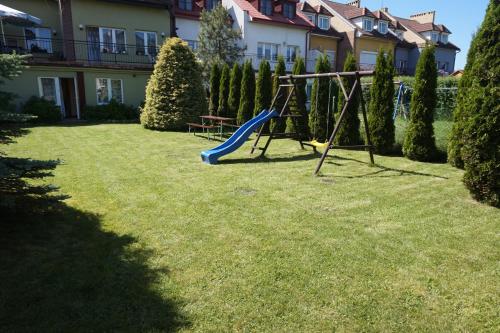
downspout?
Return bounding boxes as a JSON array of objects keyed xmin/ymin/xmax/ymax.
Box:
[{"xmin": 168, "ymin": 1, "xmax": 177, "ymax": 38}]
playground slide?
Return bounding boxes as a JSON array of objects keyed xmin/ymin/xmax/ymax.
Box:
[{"xmin": 201, "ymin": 109, "xmax": 279, "ymax": 164}]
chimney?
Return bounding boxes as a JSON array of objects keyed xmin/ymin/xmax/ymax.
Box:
[
  {"xmin": 410, "ymin": 11, "xmax": 436, "ymax": 24},
  {"xmin": 381, "ymin": 7, "xmax": 389, "ymax": 13},
  {"xmin": 347, "ymin": 1, "xmax": 360, "ymax": 8}
]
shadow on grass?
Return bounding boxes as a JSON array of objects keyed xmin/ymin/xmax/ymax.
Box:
[{"xmin": 218, "ymin": 151, "xmax": 321, "ymax": 165}]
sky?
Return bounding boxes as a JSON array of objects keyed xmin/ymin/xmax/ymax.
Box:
[{"xmin": 360, "ymin": 0, "xmax": 489, "ymax": 69}]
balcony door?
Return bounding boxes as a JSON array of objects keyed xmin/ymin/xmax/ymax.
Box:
[{"xmin": 86, "ymin": 27, "xmax": 100, "ymax": 62}]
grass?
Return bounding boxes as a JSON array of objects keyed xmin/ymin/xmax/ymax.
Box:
[{"xmin": 1, "ymin": 121, "xmax": 498, "ymax": 332}]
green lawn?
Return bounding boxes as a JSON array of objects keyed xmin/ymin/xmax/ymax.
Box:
[{"xmin": 1, "ymin": 122, "xmax": 498, "ymax": 332}]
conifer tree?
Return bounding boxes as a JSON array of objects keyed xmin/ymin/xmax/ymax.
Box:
[
  {"xmin": 335, "ymin": 53, "xmax": 361, "ymax": 145},
  {"xmin": 270, "ymin": 56, "xmax": 287, "ymax": 133},
  {"xmin": 237, "ymin": 60, "xmax": 255, "ymax": 124},
  {"xmin": 403, "ymin": 45, "xmax": 438, "ymax": 161},
  {"xmin": 208, "ymin": 64, "xmax": 220, "ymax": 115},
  {"xmin": 0, "ymin": 53, "xmax": 30, "ymax": 121},
  {"xmin": 217, "ymin": 64, "xmax": 230, "ymax": 117},
  {"xmin": 309, "ymin": 54, "xmax": 333, "ymax": 142},
  {"xmin": 254, "ymin": 59, "xmax": 272, "ymax": 133},
  {"xmin": 227, "ymin": 63, "xmax": 242, "ymax": 118},
  {"xmin": 141, "ymin": 38, "xmax": 207, "ymax": 130},
  {"xmin": 458, "ymin": 0, "xmax": 499, "ymax": 207},
  {"xmin": 285, "ymin": 57, "xmax": 309, "ymax": 137},
  {"xmin": 367, "ymin": 50, "xmax": 395, "ymax": 154}
]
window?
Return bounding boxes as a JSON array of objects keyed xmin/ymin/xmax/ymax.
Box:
[
  {"xmin": 25, "ymin": 27, "xmax": 52, "ymax": 53},
  {"xmin": 99, "ymin": 28, "xmax": 126, "ymax": 53},
  {"xmin": 318, "ymin": 16, "xmax": 329, "ymax": 30},
  {"xmin": 206, "ymin": 0, "xmax": 219, "ymax": 10},
  {"xmin": 38, "ymin": 77, "xmax": 61, "ymax": 105},
  {"xmin": 378, "ymin": 21, "xmax": 388, "ymax": 34},
  {"xmin": 283, "ymin": 2, "xmax": 295, "ymax": 19},
  {"xmin": 136, "ymin": 31, "xmax": 157, "ymax": 55},
  {"xmin": 257, "ymin": 42, "xmax": 279, "ymax": 61},
  {"xmin": 306, "ymin": 14, "xmax": 315, "ymax": 24},
  {"xmin": 96, "ymin": 78, "xmax": 123, "ymax": 104},
  {"xmin": 362, "ymin": 18, "xmax": 373, "ymax": 31},
  {"xmin": 396, "ymin": 31, "xmax": 403, "ymax": 40},
  {"xmin": 286, "ymin": 45, "xmax": 299, "ymax": 63},
  {"xmin": 431, "ymin": 32, "xmax": 439, "ymax": 43},
  {"xmin": 441, "ymin": 34, "xmax": 448, "ymax": 44},
  {"xmin": 186, "ymin": 40, "xmax": 199, "ymax": 50},
  {"xmin": 260, "ymin": 0, "xmax": 272, "ymax": 15},
  {"xmin": 179, "ymin": 0, "xmax": 192, "ymax": 10}
]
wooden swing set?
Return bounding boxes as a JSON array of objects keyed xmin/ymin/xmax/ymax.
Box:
[{"xmin": 251, "ymin": 70, "xmax": 375, "ymax": 175}]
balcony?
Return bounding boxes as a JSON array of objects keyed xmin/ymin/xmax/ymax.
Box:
[{"xmin": 0, "ymin": 35, "xmax": 159, "ymax": 69}]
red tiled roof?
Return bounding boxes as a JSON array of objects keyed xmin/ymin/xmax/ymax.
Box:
[
  {"xmin": 395, "ymin": 16, "xmax": 452, "ymax": 34},
  {"xmin": 299, "ymin": 2, "xmax": 332, "ymax": 16},
  {"xmin": 310, "ymin": 26, "xmax": 343, "ymax": 39},
  {"xmin": 322, "ymin": 0, "xmax": 375, "ymax": 19}
]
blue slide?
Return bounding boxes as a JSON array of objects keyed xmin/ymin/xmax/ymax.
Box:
[{"xmin": 201, "ymin": 109, "xmax": 278, "ymax": 164}]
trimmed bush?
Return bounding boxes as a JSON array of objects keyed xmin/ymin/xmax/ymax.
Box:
[
  {"xmin": 22, "ymin": 96, "xmax": 61, "ymax": 123},
  {"xmin": 403, "ymin": 45, "xmax": 438, "ymax": 161},
  {"xmin": 237, "ymin": 60, "xmax": 255, "ymax": 125},
  {"xmin": 254, "ymin": 59, "xmax": 272, "ymax": 133},
  {"xmin": 209, "ymin": 63, "xmax": 221, "ymax": 116},
  {"xmin": 309, "ymin": 54, "xmax": 333, "ymax": 142},
  {"xmin": 83, "ymin": 99, "xmax": 139, "ymax": 121},
  {"xmin": 367, "ymin": 50, "xmax": 395, "ymax": 154},
  {"xmin": 227, "ymin": 63, "xmax": 242, "ymax": 119},
  {"xmin": 140, "ymin": 38, "xmax": 207, "ymax": 130},
  {"xmin": 285, "ymin": 57, "xmax": 309, "ymax": 137},
  {"xmin": 335, "ymin": 53, "xmax": 361, "ymax": 145},
  {"xmin": 270, "ymin": 55, "xmax": 287, "ymax": 133},
  {"xmin": 217, "ymin": 64, "xmax": 230, "ymax": 117}
]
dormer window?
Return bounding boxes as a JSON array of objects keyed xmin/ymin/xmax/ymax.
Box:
[
  {"xmin": 260, "ymin": 0, "xmax": 272, "ymax": 16},
  {"xmin": 283, "ymin": 2, "xmax": 295, "ymax": 19},
  {"xmin": 441, "ymin": 33, "xmax": 448, "ymax": 44},
  {"xmin": 378, "ymin": 21, "xmax": 388, "ymax": 34},
  {"xmin": 305, "ymin": 14, "xmax": 315, "ymax": 24},
  {"xmin": 318, "ymin": 16, "xmax": 329, "ymax": 30},
  {"xmin": 206, "ymin": 0, "xmax": 219, "ymax": 10},
  {"xmin": 362, "ymin": 18, "xmax": 373, "ymax": 31},
  {"xmin": 179, "ymin": 0, "xmax": 192, "ymax": 10},
  {"xmin": 431, "ymin": 32, "xmax": 439, "ymax": 42},
  {"xmin": 396, "ymin": 31, "xmax": 403, "ymax": 40}
]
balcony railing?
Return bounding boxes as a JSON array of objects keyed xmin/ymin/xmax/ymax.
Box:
[{"xmin": 0, "ymin": 35, "xmax": 159, "ymax": 68}]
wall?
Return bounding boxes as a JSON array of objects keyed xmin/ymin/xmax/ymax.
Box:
[
  {"xmin": 310, "ymin": 35, "xmax": 338, "ymax": 52},
  {"xmin": 435, "ymin": 47, "xmax": 457, "ymax": 73},
  {"xmin": 395, "ymin": 47, "xmax": 411, "ymax": 74},
  {"xmin": 355, "ymin": 37, "xmax": 396, "ymax": 63},
  {"xmin": 175, "ymin": 18, "xmax": 201, "ymax": 42}
]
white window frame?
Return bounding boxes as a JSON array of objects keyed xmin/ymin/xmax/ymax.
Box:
[
  {"xmin": 257, "ymin": 42, "xmax": 279, "ymax": 61},
  {"xmin": 431, "ymin": 32, "xmax": 439, "ymax": 43},
  {"xmin": 135, "ymin": 30, "xmax": 157, "ymax": 55},
  {"xmin": 186, "ymin": 39, "xmax": 199, "ymax": 50},
  {"xmin": 306, "ymin": 14, "xmax": 315, "ymax": 24},
  {"xmin": 362, "ymin": 18, "xmax": 374, "ymax": 31},
  {"xmin": 24, "ymin": 27, "xmax": 53, "ymax": 53},
  {"xmin": 441, "ymin": 33, "xmax": 448, "ymax": 44},
  {"xmin": 318, "ymin": 16, "xmax": 329, "ymax": 30},
  {"xmin": 99, "ymin": 27, "xmax": 126, "ymax": 54},
  {"xmin": 96, "ymin": 78, "xmax": 124, "ymax": 105},
  {"xmin": 286, "ymin": 45, "xmax": 299, "ymax": 63},
  {"xmin": 378, "ymin": 21, "xmax": 388, "ymax": 34},
  {"xmin": 38, "ymin": 77, "xmax": 61, "ymax": 106}
]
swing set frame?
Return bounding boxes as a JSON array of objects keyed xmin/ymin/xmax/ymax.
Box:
[{"xmin": 251, "ymin": 70, "xmax": 375, "ymax": 175}]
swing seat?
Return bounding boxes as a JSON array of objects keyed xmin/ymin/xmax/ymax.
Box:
[{"xmin": 310, "ymin": 139, "xmax": 328, "ymax": 149}]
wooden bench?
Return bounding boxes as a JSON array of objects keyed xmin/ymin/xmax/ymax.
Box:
[{"xmin": 187, "ymin": 122, "xmax": 217, "ymax": 140}]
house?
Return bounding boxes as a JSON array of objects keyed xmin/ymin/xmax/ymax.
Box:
[
  {"xmin": 384, "ymin": 10, "xmax": 460, "ymax": 75},
  {"xmin": 451, "ymin": 69, "xmax": 464, "ymax": 77},
  {"xmin": 1, "ymin": 0, "xmax": 173, "ymax": 119}
]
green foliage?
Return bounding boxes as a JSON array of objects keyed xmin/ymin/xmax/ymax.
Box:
[
  {"xmin": 237, "ymin": 60, "xmax": 255, "ymax": 125},
  {"xmin": 459, "ymin": 0, "xmax": 499, "ymax": 207},
  {"xmin": 140, "ymin": 38, "xmax": 207, "ymax": 130},
  {"xmin": 335, "ymin": 53, "xmax": 361, "ymax": 145},
  {"xmin": 22, "ymin": 96, "xmax": 61, "ymax": 123},
  {"xmin": 368, "ymin": 50, "xmax": 395, "ymax": 154},
  {"xmin": 309, "ymin": 54, "xmax": 334, "ymax": 142},
  {"xmin": 0, "ymin": 54, "xmax": 30, "ymax": 122},
  {"xmin": 254, "ymin": 59, "xmax": 272, "ymax": 133},
  {"xmin": 217, "ymin": 64, "xmax": 230, "ymax": 117},
  {"xmin": 285, "ymin": 57, "xmax": 309, "ymax": 137},
  {"xmin": 209, "ymin": 64, "xmax": 221, "ymax": 116},
  {"xmin": 227, "ymin": 63, "xmax": 242, "ymax": 119},
  {"xmin": 270, "ymin": 56, "xmax": 287, "ymax": 133},
  {"xmin": 403, "ymin": 45, "xmax": 438, "ymax": 161},
  {"xmin": 198, "ymin": 5, "xmax": 245, "ymax": 72},
  {"xmin": 83, "ymin": 99, "xmax": 139, "ymax": 121}
]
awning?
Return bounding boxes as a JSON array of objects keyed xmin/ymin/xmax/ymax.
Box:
[{"xmin": 0, "ymin": 4, "xmax": 42, "ymax": 26}]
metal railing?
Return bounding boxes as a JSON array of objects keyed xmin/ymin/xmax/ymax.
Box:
[{"xmin": 0, "ymin": 35, "xmax": 159, "ymax": 67}]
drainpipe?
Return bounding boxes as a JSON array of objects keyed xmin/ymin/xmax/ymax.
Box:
[{"xmin": 169, "ymin": 2, "xmax": 177, "ymax": 38}]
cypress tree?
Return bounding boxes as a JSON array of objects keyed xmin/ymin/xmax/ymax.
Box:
[
  {"xmin": 141, "ymin": 38, "xmax": 207, "ymax": 130},
  {"xmin": 227, "ymin": 63, "xmax": 242, "ymax": 119},
  {"xmin": 335, "ymin": 53, "xmax": 361, "ymax": 145},
  {"xmin": 403, "ymin": 45, "xmax": 438, "ymax": 161},
  {"xmin": 460, "ymin": 0, "xmax": 499, "ymax": 207},
  {"xmin": 285, "ymin": 57, "xmax": 309, "ymax": 137},
  {"xmin": 270, "ymin": 55, "xmax": 287, "ymax": 133},
  {"xmin": 208, "ymin": 64, "xmax": 220, "ymax": 116},
  {"xmin": 254, "ymin": 59, "xmax": 272, "ymax": 133},
  {"xmin": 309, "ymin": 54, "xmax": 332, "ymax": 142},
  {"xmin": 237, "ymin": 60, "xmax": 255, "ymax": 125},
  {"xmin": 367, "ymin": 50, "xmax": 395, "ymax": 154},
  {"xmin": 217, "ymin": 64, "xmax": 230, "ymax": 117}
]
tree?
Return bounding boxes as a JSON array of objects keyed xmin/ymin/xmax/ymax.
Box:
[
  {"xmin": 403, "ymin": 45, "xmax": 438, "ymax": 161},
  {"xmin": 217, "ymin": 64, "xmax": 230, "ymax": 117},
  {"xmin": 335, "ymin": 53, "xmax": 361, "ymax": 145},
  {"xmin": 254, "ymin": 59, "xmax": 272, "ymax": 133},
  {"xmin": 140, "ymin": 38, "xmax": 207, "ymax": 130},
  {"xmin": 309, "ymin": 54, "xmax": 333, "ymax": 142},
  {"xmin": 0, "ymin": 53, "xmax": 32, "ymax": 122},
  {"xmin": 237, "ymin": 60, "xmax": 255, "ymax": 125},
  {"xmin": 227, "ymin": 63, "xmax": 242, "ymax": 119},
  {"xmin": 208, "ymin": 64, "xmax": 221, "ymax": 116},
  {"xmin": 285, "ymin": 57, "xmax": 309, "ymax": 137},
  {"xmin": 367, "ymin": 50, "xmax": 395, "ymax": 154},
  {"xmin": 459, "ymin": 0, "xmax": 499, "ymax": 207},
  {"xmin": 270, "ymin": 56, "xmax": 287, "ymax": 133},
  {"xmin": 198, "ymin": 5, "xmax": 245, "ymax": 72}
]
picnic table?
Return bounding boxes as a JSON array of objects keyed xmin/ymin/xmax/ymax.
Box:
[{"xmin": 187, "ymin": 115, "xmax": 238, "ymax": 140}]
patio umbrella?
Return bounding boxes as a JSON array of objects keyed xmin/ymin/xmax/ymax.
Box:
[{"xmin": 0, "ymin": 4, "xmax": 42, "ymax": 45}]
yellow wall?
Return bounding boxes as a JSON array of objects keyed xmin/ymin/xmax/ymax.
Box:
[
  {"xmin": 355, "ymin": 37, "xmax": 396, "ymax": 62},
  {"xmin": 310, "ymin": 35, "xmax": 338, "ymax": 52}
]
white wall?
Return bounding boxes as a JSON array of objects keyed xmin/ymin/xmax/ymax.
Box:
[{"xmin": 176, "ymin": 18, "xmax": 200, "ymax": 42}]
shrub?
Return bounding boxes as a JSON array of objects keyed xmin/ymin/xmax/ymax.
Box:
[
  {"xmin": 309, "ymin": 54, "xmax": 333, "ymax": 142},
  {"xmin": 368, "ymin": 50, "xmax": 395, "ymax": 154},
  {"xmin": 140, "ymin": 37, "xmax": 207, "ymax": 130},
  {"xmin": 335, "ymin": 53, "xmax": 361, "ymax": 145},
  {"xmin": 270, "ymin": 55, "xmax": 287, "ymax": 133},
  {"xmin": 83, "ymin": 99, "xmax": 139, "ymax": 121},
  {"xmin": 254, "ymin": 59, "xmax": 272, "ymax": 133},
  {"xmin": 227, "ymin": 63, "xmax": 242, "ymax": 119},
  {"xmin": 22, "ymin": 96, "xmax": 61, "ymax": 123},
  {"xmin": 209, "ymin": 63, "xmax": 221, "ymax": 115},
  {"xmin": 285, "ymin": 57, "xmax": 309, "ymax": 137},
  {"xmin": 237, "ymin": 60, "xmax": 255, "ymax": 125},
  {"xmin": 403, "ymin": 45, "xmax": 438, "ymax": 161},
  {"xmin": 217, "ymin": 64, "xmax": 230, "ymax": 117}
]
